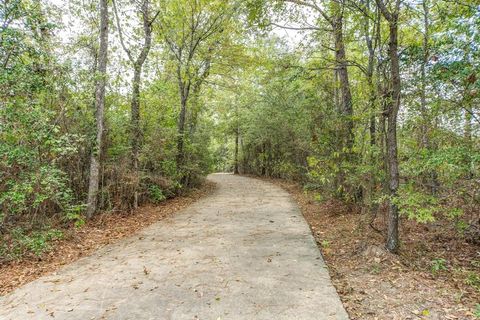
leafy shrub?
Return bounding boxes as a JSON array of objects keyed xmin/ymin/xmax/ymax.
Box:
[
  {"xmin": 1, "ymin": 165, "xmax": 75, "ymax": 217},
  {"xmin": 66, "ymin": 204, "xmax": 87, "ymax": 228},
  {"xmin": 1, "ymin": 228, "xmax": 63, "ymax": 260},
  {"xmin": 148, "ymin": 185, "xmax": 166, "ymax": 203},
  {"xmin": 22, "ymin": 229, "xmax": 63, "ymax": 256},
  {"xmin": 393, "ymin": 183, "xmax": 438, "ymax": 223},
  {"xmin": 0, "ymin": 104, "xmax": 83, "ymax": 221},
  {"xmin": 392, "ymin": 183, "xmax": 464, "ymax": 224}
]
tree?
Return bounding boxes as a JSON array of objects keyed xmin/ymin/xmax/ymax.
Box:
[
  {"xmin": 112, "ymin": 0, "xmax": 158, "ymax": 208},
  {"xmin": 375, "ymin": 0, "xmax": 401, "ymax": 252},
  {"xmin": 281, "ymin": 0, "xmax": 354, "ymax": 148},
  {"xmin": 86, "ymin": 0, "xmax": 109, "ymax": 218},
  {"xmin": 157, "ymin": 0, "xmax": 236, "ymax": 171}
]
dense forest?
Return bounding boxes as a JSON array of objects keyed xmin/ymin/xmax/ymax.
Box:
[{"xmin": 1, "ymin": 0, "xmax": 479, "ymax": 316}]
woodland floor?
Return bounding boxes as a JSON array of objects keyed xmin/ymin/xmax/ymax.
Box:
[
  {"xmin": 0, "ymin": 181, "xmax": 216, "ymax": 296},
  {"xmin": 264, "ymin": 177, "xmax": 480, "ymax": 320}
]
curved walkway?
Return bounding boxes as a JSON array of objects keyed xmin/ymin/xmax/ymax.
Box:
[{"xmin": 0, "ymin": 174, "xmax": 348, "ymax": 319}]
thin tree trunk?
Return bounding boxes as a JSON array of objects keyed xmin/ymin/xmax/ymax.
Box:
[
  {"xmin": 234, "ymin": 126, "xmax": 239, "ymax": 174},
  {"xmin": 334, "ymin": 69, "xmax": 339, "ymax": 114},
  {"xmin": 333, "ymin": 16, "xmax": 354, "ymax": 149},
  {"xmin": 131, "ymin": 65, "xmax": 141, "ymax": 208},
  {"xmin": 376, "ymin": 0, "xmax": 401, "ymax": 253},
  {"xmin": 380, "ymin": 86, "xmax": 389, "ymax": 195},
  {"xmin": 113, "ymin": 0, "xmax": 155, "ymax": 208},
  {"xmin": 332, "ymin": 12, "xmax": 354, "ymax": 199},
  {"xmin": 367, "ymin": 6, "xmax": 380, "ymax": 147},
  {"xmin": 420, "ymin": 0, "xmax": 429, "ymax": 149},
  {"xmin": 367, "ymin": 60, "xmax": 377, "ymax": 216},
  {"xmin": 385, "ymin": 18, "xmax": 401, "ymax": 253},
  {"xmin": 366, "ymin": 4, "xmax": 380, "ymax": 218},
  {"xmin": 465, "ymin": 109, "xmax": 472, "ymax": 141},
  {"xmin": 420, "ymin": 0, "xmax": 439, "ymax": 194},
  {"xmin": 86, "ymin": 0, "xmax": 108, "ymax": 218},
  {"xmin": 176, "ymin": 92, "xmax": 188, "ymax": 166},
  {"xmin": 240, "ymin": 133, "xmax": 245, "ymax": 173}
]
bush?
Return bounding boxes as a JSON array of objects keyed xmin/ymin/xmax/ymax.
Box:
[
  {"xmin": 148, "ymin": 185, "xmax": 166, "ymax": 203},
  {"xmin": 0, "ymin": 227, "xmax": 63, "ymax": 261}
]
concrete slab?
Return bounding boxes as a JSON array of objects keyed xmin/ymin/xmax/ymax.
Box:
[{"xmin": 0, "ymin": 174, "xmax": 348, "ymax": 320}]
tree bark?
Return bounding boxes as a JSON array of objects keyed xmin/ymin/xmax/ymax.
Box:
[
  {"xmin": 366, "ymin": 5, "xmax": 380, "ymax": 147},
  {"xmin": 333, "ymin": 16, "xmax": 354, "ymax": 149},
  {"xmin": 419, "ymin": 0, "xmax": 439, "ymax": 194},
  {"xmin": 385, "ymin": 17, "xmax": 401, "ymax": 253},
  {"xmin": 365, "ymin": 2, "xmax": 381, "ymax": 218},
  {"xmin": 131, "ymin": 65, "xmax": 141, "ymax": 208},
  {"xmin": 86, "ymin": 0, "xmax": 109, "ymax": 218},
  {"xmin": 376, "ymin": 0, "xmax": 401, "ymax": 253},
  {"xmin": 420, "ymin": 0, "xmax": 429, "ymax": 149},
  {"xmin": 176, "ymin": 87, "xmax": 188, "ymax": 166},
  {"xmin": 234, "ymin": 126, "xmax": 239, "ymax": 174}
]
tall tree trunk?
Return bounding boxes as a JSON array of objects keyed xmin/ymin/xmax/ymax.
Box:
[
  {"xmin": 241, "ymin": 134, "xmax": 245, "ymax": 173},
  {"xmin": 420, "ymin": 0, "xmax": 438, "ymax": 194},
  {"xmin": 131, "ymin": 65, "xmax": 141, "ymax": 208},
  {"xmin": 367, "ymin": 6, "xmax": 380, "ymax": 147},
  {"xmin": 366, "ymin": 32, "xmax": 379, "ymax": 219},
  {"xmin": 420, "ymin": 0, "xmax": 429, "ymax": 149},
  {"xmin": 332, "ymin": 11, "xmax": 354, "ymax": 200},
  {"xmin": 113, "ymin": 0, "xmax": 155, "ymax": 208},
  {"xmin": 376, "ymin": 0, "xmax": 401, "ymax": 253},
  {"xmin": 333, "ymin": 16, "xmax": 354, "ymax": 149},
  {"xmin": 86, "ymin": 0, "xmax": 108, "ymax": 218},
  {"xmin": 361, "ymin": 0, "xmax": 380, "ymax": 216},
  {"xmin": 385, "ymin": 17, "xmax": 401, "ymax": 253}
]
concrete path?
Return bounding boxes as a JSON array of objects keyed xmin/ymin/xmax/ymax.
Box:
[{"xmin": 0, "ymin": 174, "xmax": 348, "ymax": 320}]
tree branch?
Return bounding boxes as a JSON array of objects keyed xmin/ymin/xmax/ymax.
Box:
[{"xmin": 112, "ymin": 0, "xmax": 134, "ymax": 63}]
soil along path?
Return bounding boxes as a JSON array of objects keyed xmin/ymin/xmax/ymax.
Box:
[{"xmin": 0, "ymin": 174, "xmax": 348, "ymax": 320}]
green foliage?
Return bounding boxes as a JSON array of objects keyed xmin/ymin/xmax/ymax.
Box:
[
  {"xmin": 0, "ymin": 228, "xmax": 63, "ymax": 260},
  {"xmin": 66, "ymin": 204, "xmax": 87, "ymax": 228},
  {"xmin": 148, "ymin": 185, "xmax": 167, "ymax": 204},
  {"xmin": 393, "ymin": 184, "xmax": 438, "ymax": 223},
  {"xmin": 455, "ymin": 220, "xmax": 469, "ymax": 234},
  {"xmin": 369, "ymin": 263, "xmax": 381, "ymax": 275},
  {"xmin": 466, "ymin": 272, "xmax": 480, "ymax": 292},
  {"xmin": 0, "ymin": 103, "xmax": 83, "ymax": 224},
  {"xmin": 474, "ymin": 304, "xmax": 480, "ymax": 318},
  {"xmin": 431, "ymin": 258, "xmax": 448, "ymax": 274},
  {"xmin": 0, "ymin": 1, "xmax": 86, "ymax": 260},
  {"xmin": 320, "ymin": 240, "xmax": 330, "ymax": 249}
]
